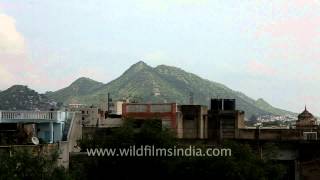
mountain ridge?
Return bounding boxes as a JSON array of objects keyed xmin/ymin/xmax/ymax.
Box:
[{"xmin": 45, "ymin": 61, "xmax": 296, "ymax": 118}]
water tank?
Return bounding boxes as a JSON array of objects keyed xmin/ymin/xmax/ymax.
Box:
[
  {"xmin": 211, "ymin": 99, "xmax": 223, "ymax": 111},
  {"xmin": 223, "ymin": 99, "xmax": 236, "ymax": 110}
]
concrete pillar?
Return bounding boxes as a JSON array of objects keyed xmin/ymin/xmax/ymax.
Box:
[
  {"xmin": 60, "ymin": 123, "xmax": 63, "ymax": 141},
  {"xmin": 199, "ymin": 113, "xmax": 204, "ymax": 139},
  {"xmin": 177, "ymin": 113, "xmax": 183, "ymax": 139},
  {"xmin": 50, "ymin": 122, "xmax": 54, "ymax": 143},
  {"xmin": 219, "ymin": 119, "xmax": 223, "ymax": 142},
  {"xmin": 204, "ymin": 116, "xmax": 208, "ymax": 139}
]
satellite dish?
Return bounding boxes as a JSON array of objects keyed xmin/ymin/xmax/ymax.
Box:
[{"xmin": 31, "ymin": 137, "xmax": 39, "ymax": 145}]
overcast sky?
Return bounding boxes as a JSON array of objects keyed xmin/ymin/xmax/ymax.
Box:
[{"xmin": 0, "ymin": 0, "xmax": 319, "ymax": 114}]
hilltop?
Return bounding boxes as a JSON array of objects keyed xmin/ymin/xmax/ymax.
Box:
[{"xmin": 46, "ymin": 61, "xmax": 295, "ymax": 118}]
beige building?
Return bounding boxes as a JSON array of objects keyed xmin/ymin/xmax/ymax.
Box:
[
  {"xmin": 68, "ymin": 104, "xmax": 108, "ymax": 127},
  {"xmin": 111, "ymin": 101, "xmax": 124, "ymax": 115}
]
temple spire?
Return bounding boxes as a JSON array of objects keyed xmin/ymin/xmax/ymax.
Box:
[{"xmin": 305, "ymin": 105, "xmax": 307, "ymax": 111}]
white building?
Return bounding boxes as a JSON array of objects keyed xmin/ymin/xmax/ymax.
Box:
[{"xmin": 0, "ymin": 110, "xmax": 72, "ymax": 143}]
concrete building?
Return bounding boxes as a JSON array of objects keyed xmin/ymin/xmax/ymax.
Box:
[
  {"xmin": 209, "ymin": 104, "xmax": 320, "ymax": 180},
  {"xmin": 67, "ymin": 104, "xmax": 107, "ymax": 127},
  {"xmin": 122, "ymin": 103, "xmax": 178, "ymax": 130},
  {"xmin": 0, "ymin": 111, "xmax": 69, "ymax": 143},
  {"xmin": 110, "ymin": 101, "xmax": 124, "ymax": 115},
  {"xmin": 177, "ymin": 105, "xmax": 208, "ymax": 139},
  {"xmin": 68, "ymin": 103, "xmax": 124, "ymax": 129},
  {"xmin": 0, "ymin": 109, "xmax": 84, "ymax": 168},
  {"xmin": 207, "ymin": 99, "xmax": 245, "ymax": 141},
  {"xmin": 97, "ymin": 101, "xmax": 124, "ymax": 128}
]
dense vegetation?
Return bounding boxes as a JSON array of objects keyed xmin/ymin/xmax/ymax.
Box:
[
  {"xmin": 46, "ymin": 61, "xmax": 294, "ymax": 118},
  {"xmin": 73, "ymin": 119, "xmax": 287, "ymax": 179},
  {"xmin": 0, "ymin": 149, "xmax": 71, "ymax": 180}
]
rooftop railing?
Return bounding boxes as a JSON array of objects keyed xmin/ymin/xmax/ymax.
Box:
[{"xmin": 0, "ymin": 111, "xmax": 66, "ymax": 123}]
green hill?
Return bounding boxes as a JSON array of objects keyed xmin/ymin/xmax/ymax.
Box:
[
  {"xmin": 0, "ymin": 85, "xmax": 58, "ymax": 110},
  {"xmin": 47, "ymin": 61, "xmax": 295, "ymax": 118},
  {"xmin": 254, "ymin": 98, "xmax": 294, "ymax": 116},
  {"xmin": 45, "ymin": 77, "xmax": 104, "ymax": 104}
]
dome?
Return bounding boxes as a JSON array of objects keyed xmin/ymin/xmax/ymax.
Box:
[{"xmin": 298, "ymin": 106, "xmax": 314, "ymax": 119}]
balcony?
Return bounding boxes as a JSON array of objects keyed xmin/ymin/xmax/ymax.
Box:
[{"xmin": 0, "ymin": 111, "xmax": 66, "ymax": 123}]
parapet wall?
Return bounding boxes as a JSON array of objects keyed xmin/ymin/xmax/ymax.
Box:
[{"xmin": 236, "ymin": 128, "xmax": 316, "ymax": 141}]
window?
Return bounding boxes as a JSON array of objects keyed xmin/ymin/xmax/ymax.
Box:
[{"xmin": 303, "ymin": 132, "xmax": 317, "ymax": 140}]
